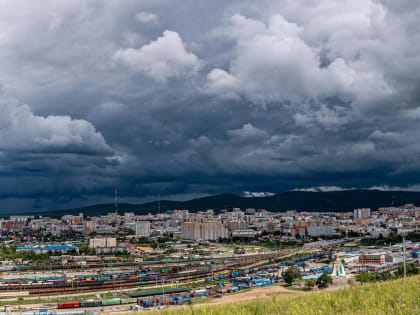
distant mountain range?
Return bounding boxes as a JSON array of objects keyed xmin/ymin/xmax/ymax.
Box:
[{"xmin": 15, "ymin": 189, "xmax": 420, "ymax": 217}]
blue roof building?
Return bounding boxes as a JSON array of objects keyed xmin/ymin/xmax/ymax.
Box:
[{"xmin": 16, "ymin": 244, "xmax": 79, "ymax": 254}]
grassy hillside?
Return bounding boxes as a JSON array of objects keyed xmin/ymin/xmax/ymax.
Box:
[{"xmin": 148, "ymin": 275, "xmax": 420, "ymax": 315}]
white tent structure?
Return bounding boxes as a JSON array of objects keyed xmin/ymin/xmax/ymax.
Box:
[{"xmin": 331, "ymin": 255, "xmax": 346, "ymax": 277}]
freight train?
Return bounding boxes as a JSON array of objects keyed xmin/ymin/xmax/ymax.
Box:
[
  {"xmin": 12, "ymin": 258, "xmax": 204, "ymax": 272},
  {"xmin": 0, "ymin": 267, "xmax": 231, "ymax": 294},
  {"xmin": 57, "ymin": 298, "xmax": 138, "ymax": 309}
]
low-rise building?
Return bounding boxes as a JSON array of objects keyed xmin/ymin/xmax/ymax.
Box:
[
  {"xmin": 385, "ymin": 253, "xmax": 404, "ymax": 264},
  {"xmin": 359, "ymin": 252, "xmax": 386, "ymax": 265},
  {"xmin": 16, "ymin": 244, "xmax": 79, "ymax": 255},
  {"xmin": 89, "ymin": 237, "xmax": 116, "ymax": 249}
]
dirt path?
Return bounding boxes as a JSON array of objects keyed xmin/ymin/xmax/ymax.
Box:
[
  {"xmin": 203, "ymin": 285, "xmax": 300, "ymax": 306},
  {"xmin": 199, "ymin": 279, "xmax": 353, "ymax": 307}
]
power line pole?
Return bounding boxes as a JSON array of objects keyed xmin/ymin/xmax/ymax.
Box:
[
  {"xmin": 403, "ymin": 233, "xmax": 407, "ymax": 278},
  {"xmin": 161, "ymin": 278, "xmax": 165, "ymax": 306}
]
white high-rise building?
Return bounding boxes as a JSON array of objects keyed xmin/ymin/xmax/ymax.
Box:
[
  {"xmin": 124, "ymin": 212, "xmax": 135, "ymax": 221},
  {"xmin": 181, "ymin": 222, "xmax": 229, "ymax": 240},
  {"xmin": 307, "ymin": 224, "xmax": 333, "ymax": 237},
  {"xmin": 136, "ymin": 221, "xmax": 151, "ymax": 237},
  {"xmin": 354, "ymin": 208, "xmax": 371, "ymax": 219}
]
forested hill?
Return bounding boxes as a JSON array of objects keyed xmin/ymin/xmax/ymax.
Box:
[{"xmin": 17, "ymin": 189, "xmax": 420, "ymax": 217}]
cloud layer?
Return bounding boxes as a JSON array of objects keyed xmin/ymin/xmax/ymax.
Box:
[
  {"xmin": 0, "ymin": 100, "xmax": 110, "ymax": 154},
  {"xmin": 0, "ymin": 0, "xmax": 420, "ymax": 211},
  {"xmin": 113, "ymin": 30, "xmax": 200, "ymax": 82}
]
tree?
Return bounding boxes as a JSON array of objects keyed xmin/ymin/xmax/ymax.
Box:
[
  {"xmin": 304, "ymin": 278, "xmax": 316, "ymax": 290},
  {"xmin": 283, "ymin": 266, "xmax": 301, "ymax": 286},
  {"xmin": 395, "ymin": 263, "xmax": 419, "ymax": 277},
  {"xmin": 406, "ymin": 263, "xmax": 420, "ymax": 276},
  {"xmin": 377, "ymin": 271, "xmax": 392, "ymax": 281},
  {"xmin": 355, "ymin": 272, "xmax": 376, "ymax": 283},
  {"xmin": 316, "ymin": 274, "xmax": 333, "ymax": 289}
]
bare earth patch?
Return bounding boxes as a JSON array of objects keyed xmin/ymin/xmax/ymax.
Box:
[{"xmin": 200, "ymin": 285, "xmax": 300, "ymax": 306}]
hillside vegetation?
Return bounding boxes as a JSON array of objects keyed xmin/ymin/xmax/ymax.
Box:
[
  {"xmin": 17, "ymin": 189, "xmax": 420, "ymax": 216},
  {"xmin": 148, "ymin": 275, "xmax": 420, "ymax": 315}
]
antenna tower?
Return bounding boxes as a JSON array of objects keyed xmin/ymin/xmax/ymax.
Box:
[{"xmin": 115, "ymin": 188, "xmax": 118, "ymax": 215}]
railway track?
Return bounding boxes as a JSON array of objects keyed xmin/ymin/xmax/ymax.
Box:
[{"xmin": 0, "ymin": 249, "xmax": 314, "ymax": 296}]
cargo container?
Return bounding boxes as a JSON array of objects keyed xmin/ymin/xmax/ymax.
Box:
[
  {"xmin": 129, "ymin": 287, "xmax": 189, "ymax": 298},
  {"xmin": 58, "ymin": 302, "xmax": 81, "ymax": 309},
  {"xmin": 101, "ymin": 299, "xmax": 121, "ymax": 306},
  {"xmin": 121, "ymin": 297, "xmax": 138, "ymax": 304},
  {"xmin": 195, "ymin": 289, "xmax": 209, "ymax": 297},
  {"xmin": 230, "ymin": 286, "xmax": 240, "ymax": 292},
  {"xmin": 141, "ymin": 299, "xmax": 154, "ymax": 308},
  {"xmin": 97, "ymin": 276, "xmax": 108, "ymax": 281},
  {"xmin": 80, "ymin": 300, "xmax": 101, "ymax": 307}
]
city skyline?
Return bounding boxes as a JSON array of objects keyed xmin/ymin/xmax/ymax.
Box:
[{"xmin": 0, "ymin": 2, "xmax": 418, "ymax": 312}]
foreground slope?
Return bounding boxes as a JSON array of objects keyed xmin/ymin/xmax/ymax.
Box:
[{"xmin": 146, "ymin": 275, "xmax": 420, "ymax": 315}]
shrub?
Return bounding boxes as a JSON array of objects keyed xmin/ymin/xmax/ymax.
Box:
[
  {"xmin": 316, "ymin": 274, "xmax": 333, "ymax": 289},
  {"xmin": 355, "ymin": 272, "xmax": 376, "ymax": 283},
  {"xmin": 304, "ymin": 278, "xmax": 316, "ymax": 290},
  {"xmin": 395, "ymin": 263, "xmax": 419, "ymax": 277}
]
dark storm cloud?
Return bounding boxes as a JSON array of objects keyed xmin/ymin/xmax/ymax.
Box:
[{"xmin": 1, "ymin": 0, "xmax": 420, "ymax": 211}]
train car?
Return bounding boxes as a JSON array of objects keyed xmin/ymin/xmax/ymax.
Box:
[
  {"xmin": 80, "ymin": 300, "xmax": 102, "ymax": 307},
  {"xmin": 121, "ymin": 297, "xmax": 138, "ymax": 304},
  {"xmin": 58, "ymin": 302, "xmax": 81, "ymax": 309},
  {"xmin": 81, "ymin": 279, "xmax": 96, "ymax": 283},
  {"xmin": 101, "ymin": 299, "xmax": 121, "ymax": 306},
  {"xmin": 136, "ymin": 281, "xmax": 147, "ymax": 285}
]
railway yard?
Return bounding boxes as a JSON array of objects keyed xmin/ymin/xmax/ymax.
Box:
[
  {"xmin": 0, "ymin": 250, "xmax": 292, "ymax": 294},
  {"xmin": 0, "ymin": 239, "xmax": 418, "ymax": 314},
  {"xmin": 0, "ymin": 248, "xmax": 325, "ymax": 313}
]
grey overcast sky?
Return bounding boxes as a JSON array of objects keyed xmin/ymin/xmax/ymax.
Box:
[{"xmin": 1, "ymin": 0, "xmax": 420, "ymax": 212}]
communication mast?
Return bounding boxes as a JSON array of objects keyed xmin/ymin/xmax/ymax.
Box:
[
  {"xmin": 115, "ymin": 188, "xmax": 118, "ymax": 215},
  {"xmin": 158, "ymin": 192, "xmax": 160, "ymax": 215}
]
